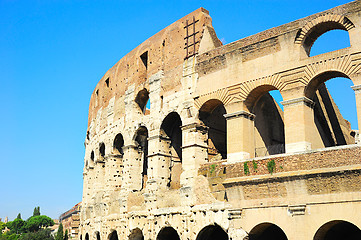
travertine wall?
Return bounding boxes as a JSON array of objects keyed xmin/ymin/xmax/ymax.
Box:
[{"xmin": 80, "ymin": 2, "xmax": 361, "ymax": 240}]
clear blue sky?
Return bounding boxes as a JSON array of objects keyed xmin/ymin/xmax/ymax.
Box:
[{"xmin": 0, "ymin": 0, "xmax": 356, "ymax": 220}]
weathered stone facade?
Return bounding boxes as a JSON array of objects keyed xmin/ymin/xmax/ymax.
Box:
[{"xmin": 80, "ymin": 2, "xmax": 361, "ymax": 240}]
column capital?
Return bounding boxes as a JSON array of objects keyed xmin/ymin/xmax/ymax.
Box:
[
  {"xmin": 351, "ymin": 84, "xmax": 361, "ymax": 93},
  {"xmin": 223, "ymin": 111, "xmax": 255, "ymax": 120},
  {"xmin": 281, "ymin": 97, "xmax": 314, "ymax": 108}
]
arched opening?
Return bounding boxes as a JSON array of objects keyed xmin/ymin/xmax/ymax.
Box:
[
  {"xmin": 113, "ymin": 133, "xmax": 124, "ymax": 155},
  {"xmin": 199, "ymin": 99, "xmax": 227, "ymax": 160},
  {"xmin": 309, "ymin": 29, "xmax": 350, "ymax": 57},
  {"xmin": 245, "ymin": 85, "xmax": 285, "ymax": 157},
  {"xmin": 249, "ymin": 223, "xmax": 288, "ymax": 240},
  {"xmin": 135, "ymin": 88, "xmax": 150, "ymax": 114},
  {"xmin": 157, "ymin": 227, "xmax": 180, "ymax": 240},
  {"xmin": 300, "ymin": 19, "xmax": 353, "ymax": 56},
  {"xmin": 99, "ymin": 142, "xmax": 105, "ymax": 161},
  {"xmin": 196, "ymin": 224, "xmax": 228, "ymax": 240},
  {"xmin": 161, "ymin": 112, "xmax": 183, "ymax": 189},
  {"xmin": 135, "ymin": 126, "xmax": 149, "ymax": 189},
  {"xmin": 85, "ymin": 233, "xmax": 90, "ymax": 240},
  {"xmin": 129, "ymin": 228, "xmax": 144, "ymax": 240},
  {"xmin": 314, "ymin": 220, "xmax": 361, "ymax": 240},
  {"xmin": 305, "ymin": 72, "xmax": 357, "ymax": 148},
  {"xmin": 109, "ymin": 231, "xmax": 118, "ymax": 240},
  {"xmin": 80, "ymin": 234, "xmax": 82, "ymax": 240},
  {"xmin": 96, "ymin": 231, "xmax": 101, "ymax": 240}
]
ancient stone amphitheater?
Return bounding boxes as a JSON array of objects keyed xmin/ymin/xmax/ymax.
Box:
[{"xmin": 80, "ymin": 1, "xmax": 361, "ymax": 240}]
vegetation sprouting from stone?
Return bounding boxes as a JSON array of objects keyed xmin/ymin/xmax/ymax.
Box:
[
  {"xmin": 252, "ymin": 160, "xmax": 258, "ymax": 172},
  {"xmin": 267, "ymin": 159, "xmax": 276, "ymax": 174},
  {"xmin": 244, "ymin": 161, "xmax": 250, "ymax": 175}
]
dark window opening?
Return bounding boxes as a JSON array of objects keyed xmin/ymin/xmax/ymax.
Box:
[
  {"xmin": 85, "ymin": 233, "xmax": 89, "ymax": 240},
  {"xmin": 99, "ymin": 143, "xmax": 105, "ymax": 160},
  {"xmin": 140, "ymin": 51, "xmax": 148, "ymax": 70},
  {"xmin": 109, "ymin": 231, "xmax": 118, "ymax": 240},
  {"xmin": 129, "ymin": 228, "xmax": 144, "ymax": 240},
  {"xmin": 96, "ymin": 90, "xmax": 99, "ymax": 96},
  {"xmin": 113, "ymin": 133, "xmax": 124, "ymax": 155},
  {"xmin": 161, "ymin": 112, "xmax": 183, "ymax": 189},
  {"xmin": 199, "ymin": 99, "xmax": 227, "ymax": 160},
  {"xmin": 105, "ymin": 78, "xmax": 110, "ymax": 87},
  {"xmin": 135, "ymin": 126, "xmax": 149, "ymax": 189},
  {"xmin": 314, "ymin": 220, "xmax": 361, "ymax": 240},
  {"xmin": 135, "ymin": 89, "xmax": 150, "ymax": 114},
  {"xmin": 249, "ymin": 223, "xmax": 288, "ymax": 240},
  {"xmin": 90, "ymin": 151, "xmax": 94, "ymax": 161},
  {"xmin": 157, "ymin": 227, "xmax": 180, "ymax": 240},
  {"xmin": 96, "ymin": 232, "xmax": 101, "ymax": 240},
  {"xmin": 196, "ymin": 224, "xmax": 228, "ymax": 240}
]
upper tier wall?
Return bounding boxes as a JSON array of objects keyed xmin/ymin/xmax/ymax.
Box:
[{"xmin": 87, "ymin": 8, "xmax": 214, "ymax": 127}]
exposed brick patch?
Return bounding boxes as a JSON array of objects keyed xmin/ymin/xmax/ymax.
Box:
[{"xmin": 198, "ymin": 146, "xmax": 361, "ymax": 179}]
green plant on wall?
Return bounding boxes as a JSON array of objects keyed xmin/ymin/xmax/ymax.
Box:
[
  {"xmin": 252, "ymin": 160, "xmax": 258, "ymax": 172},
  {"xmin": 267, "ymin": 159, "xmax": 276, "ymax": 174},
  {"xmin": 210, "ymin": 164, "xmax": 216, "ymax": 174},
  {"xmin": 244, "ymin": 161, "xmax": 250, "ymax": 175}
]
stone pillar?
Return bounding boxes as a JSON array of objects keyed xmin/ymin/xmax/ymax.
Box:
[
  {"xmin": 180, "ymin": 122, "xmax": 208, "ymax": 187},
  {"xmin": 147, "ymin": 134, "xmax": 171, "ymax": 190},
  {"xmin": 281, "ymin": 97, "xmax": 318, "ymax": 153},
  {"xmin": 351, "ymin": 84, "xmax": 361, "ymax": 144},
  {"xmin": 122, "ymin": 144, "xmax": 142, "ymax": 191},
  {"xmin": 224, "ymin": 111, "xmax": 255, "ymax": 163}
]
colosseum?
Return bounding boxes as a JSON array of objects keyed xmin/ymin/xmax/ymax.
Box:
[{"xmin": 80, "ymin": 1, "xmax": 361, "ymax": 240}]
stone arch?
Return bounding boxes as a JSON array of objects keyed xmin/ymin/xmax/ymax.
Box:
[
  {"xmin": 295, "ymin": 14, "xmax": 355, "ymax": 56},
  {"xmin": 135, "ymin": 88, "xmax": 150, "ymax": 114},
  {"xmin": 85, "ymin": 233, "xmax": 90, "ymax": 240},
  {"xmin": 160, "ymin": 112, "xmax": 183, "ymax": 189},
  {"xmin": 109, "ymin": 230, "xmax": 118, "ymax": 240},
  {"xmin": 134, "ymin": 126, "xmax": 149, "ymax": 189},
  {"xmin": 157, "ymin": 226, "xmax": 180, "ymax": 240},
  {"xmin": 199, "ymin": 99, "xmax": 227, "ymax": 160},
  {"xmin": 129, "ymin": 228, "xmax": 144, "ymax": 240},
  {"xmin": 245, "ymin": 85, "xmax": 285, "ymax": 157},
  {"xmin": 196, "ymin": 223, "xmax": 228, "ymax": 240},
  {"xmin": 304, "ymin": 70, "xmax": 356, "ymax": 147},
  {"xmin": 113, "ymin": 133, "xmax": 124, "ymax": 155},
  {"xmin": 313, "ymin": 220, "xmax": 361, "ymax": 240},
  {"xmin": 248, "ymin": 222, "xmax": 288, "ymax": 240}
]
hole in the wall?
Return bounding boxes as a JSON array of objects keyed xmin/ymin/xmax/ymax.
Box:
[
  {"xmin": 99, "ymin": 142, "xmax": 105, "ymax": 159},
  {"xmin": 105, "ymin": 78, "xmax": 110, "ymax": 87},
  {"xmin": 135, "ymin": 88, "xmax": 150, "ymax": 114},
  {"xmin": 113, "ymin": 133, "xmax": 124, "ymax": 155},
  {"xmin": 140, "ymin": 51, "xmax": 148, "ymax": 69}
]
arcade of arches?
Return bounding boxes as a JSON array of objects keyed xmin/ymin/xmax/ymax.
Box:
[{"xmin": 81, "ymin": 2, "xmax": 361, "ymax": 240}]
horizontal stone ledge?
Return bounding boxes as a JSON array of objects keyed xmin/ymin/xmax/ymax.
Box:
[{"xmin": 222, "ymin": 164, "xmax": 361, "ymax": 186}]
